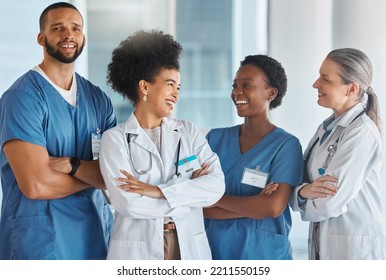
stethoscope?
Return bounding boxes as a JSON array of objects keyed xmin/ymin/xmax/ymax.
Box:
[
  {"xmin": 303, "ymin": 110, "xmax": 365, "ymax": 180},
  {"xmin": 126, "ymin": 132, "xmax": 182, "ymax": 178}
]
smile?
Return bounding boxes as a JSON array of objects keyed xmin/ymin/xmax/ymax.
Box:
[
  {"xmin": 59, "ymin": 43, "xmax": 76, "ymax": 49},
  {"xmin": 235, "ymin": 100, "xmax": 248, "ymax": 105},
  {"xmin": 166, "ymin": 100, "xmax": 175, "ymax": 110}
]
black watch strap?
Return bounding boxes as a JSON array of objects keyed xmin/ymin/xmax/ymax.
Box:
[{"xmin": 69, "ymin": 157, "xmax": 81, "ymax": 176}]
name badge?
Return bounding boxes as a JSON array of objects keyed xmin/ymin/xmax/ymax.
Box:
[
  {"xmin": 178, "ymin": 155, "xmax": 201, "ymax": 175},
  {"xmin": 241, "ymin": 167, "xmax": 268, "ymax": 189},
  {"xmin": 91, "ymin": 128, "xmax": 101, "ymax": 160}
]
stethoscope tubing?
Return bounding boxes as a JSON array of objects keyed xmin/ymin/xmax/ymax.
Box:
[{"xmin": 126, "ymin": 132, "xmax": 181, "ymax": 177}]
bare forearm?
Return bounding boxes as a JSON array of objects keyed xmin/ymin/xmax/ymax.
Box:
[
  {"xmin": 49, "ymin": 157, "xmax": 106, "ymax": 189},
  {"xmin": 74, "ymin": 160, "xmax": 106, "ymax": 189},
  {"xmin": 4, "ymin": 141, "xmax": 93, "ymax": 200},
  {"xmin": 24, "ymin": 169, "xmax": 91, "ymax": 200},
  {"xmin": 204, "ymin": 207, "xmax": 243, "ymax": 219},
  {"xmin": 217, "ymin": 191, "xmax": 289, "ymax": 219}
]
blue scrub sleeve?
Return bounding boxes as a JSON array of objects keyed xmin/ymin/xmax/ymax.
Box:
[
  {"xmin": 269, "ymin": 136, "xmax": 303, "ymax": 187},
  {"xmin": 0, "ymin": 89, "xmax": 46, "ymax": 148}
]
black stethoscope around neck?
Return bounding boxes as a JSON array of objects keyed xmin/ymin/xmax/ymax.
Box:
[{"xmin": 126, "ymin": 131, "xmax": 182, "ymax": 178}]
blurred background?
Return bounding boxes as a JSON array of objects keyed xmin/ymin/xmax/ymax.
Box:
[{"xmin": 1, "ymin": 0, "xmax": 386, "ymax": 259}]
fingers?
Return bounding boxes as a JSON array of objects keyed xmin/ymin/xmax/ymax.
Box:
[
  {"xmin": 261, "ymin": 182, "xmax": 279, "ymax": 196},
  {"xmin": 265, "ymin": 182, "xmax": 278, "ymax": 189},
  {"xmin": 119, "ymin": 169, "xmax": 135, "ymax": 179},
  {"xmin": 300, "ymin": 178, "xmax": 339, "ymax": 200},
  {"xmin": 116, "ymin": 183, "xmax": 144, "ymax": 194},
  {"xmin": 318, "ymin": 184, "xmax": 338, "ymax": 196},
  {"xmin": 314, "ymin": 176, "xmax": 339, "ymax": 195},
  {"xmin": 115, "ymin": 169, "xmax": 140, "ymax": 185},
  {"xmin": 192, "ymin": 163, "xmax": 210, "ymax": 179},
  {"xmin": 198, "ymin": 162, "xmax": 210, "ymax": 174},
  {"xmin": 316, "ymin": 175, "xmax": 338, "ymax": 185}
]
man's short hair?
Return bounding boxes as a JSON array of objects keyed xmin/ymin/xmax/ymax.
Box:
[{"xmin": 39, "ymin": 2, "xmax": 82, "ymax": 31}]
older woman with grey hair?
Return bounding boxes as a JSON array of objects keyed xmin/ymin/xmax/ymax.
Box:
[{"xmin": 290, "ymin": 48, "xmax": 386, "ymax": 259}]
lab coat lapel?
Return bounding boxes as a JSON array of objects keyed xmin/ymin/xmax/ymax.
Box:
[
  {"xmin": 160, "ymin": 118, "xmax": 183, "ymax": 180},
  {"xmin": 124, "ymin": 113, "xmax": 161, "ymax": 158}
]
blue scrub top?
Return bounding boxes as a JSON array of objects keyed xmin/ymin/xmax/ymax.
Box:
[
  {"xmin": 205, "ymin": 125, "xmax": 303, "ymax": 260},
  {"xmin": 0, "ymin": 70, "xmax": 117, "ymax": 259}
]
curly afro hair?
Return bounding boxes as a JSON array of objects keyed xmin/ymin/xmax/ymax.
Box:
[
  {"xmin": 107, "ymin": 30, "xmax": 183, "ymax": 105},
  {"xmin": 240, "ymin": 55, "xmax": 287, "ymax": 109}
]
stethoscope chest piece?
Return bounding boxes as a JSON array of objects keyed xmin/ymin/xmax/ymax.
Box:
[
  {"xmin": 327, "ymin": 144, "xmax": 336, "ymax": 156},
  {"xmin": 323, "ymin": 143, "xmax": 337, "ymax": 169}
]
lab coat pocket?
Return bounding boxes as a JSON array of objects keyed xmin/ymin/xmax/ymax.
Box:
[
  {"xmin": 330, "ymin": 234, "xmax": 371, "ymax": 259},
  {"xmin": 11, "ymin": 215, "xmax": 55, "ymax": 259},
  {"xmin": 107, "ymin": 239, "xmax": 146, "ymax": 260},
  {"xmin": 194, "ymin": 232, "xmax": 212, "ymax": 260}
]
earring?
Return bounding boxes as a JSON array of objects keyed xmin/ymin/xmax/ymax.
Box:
[{"xmin": 143, "ymin": 91, "xmax": 148, "ymax": 102}]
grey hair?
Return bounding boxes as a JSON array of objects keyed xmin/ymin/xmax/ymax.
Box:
[{"xmin": 327, "ymin": 48, "xmax": 380, "ymax": 130}]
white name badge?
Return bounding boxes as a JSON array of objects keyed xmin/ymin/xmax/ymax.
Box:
[
  {"xmin": 178, "ymin": 155, "xmax": 201, "ymax": 175},
  {"xmin": 241, "ymin": 167, "xmax": 269, "ymax": 189},
  {"xmin": 91, "ymin": 129, "xmax": 101, "ymax": 160}
]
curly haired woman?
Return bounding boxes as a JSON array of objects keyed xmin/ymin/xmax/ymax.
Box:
[{"xmin": 99, "ymin": 30, "xmax": 225, "ymax": 260}]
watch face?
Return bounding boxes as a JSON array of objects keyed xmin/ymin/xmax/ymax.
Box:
[{"xmin": 71, "ymin": 157, "xmax": 80, "ymax": 167}]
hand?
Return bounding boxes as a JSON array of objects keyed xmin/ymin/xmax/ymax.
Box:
[
  {"xmin": 115, "ymin": 169, "xmax": 164, "ymax": 199},
  {"xmin": 191, "ymin": 162, "xmax": 210, "ymax": 179},
  {"xmin": 49, "ymin": 156, "xmax": 71, "ymax": 174},
  {"xmin": 260, "ymin": 182, "xmax": 279, "ymax": 196},
  {"xmin": 299, "ymin": 175, "xmax": 338, "ymax": 200}
]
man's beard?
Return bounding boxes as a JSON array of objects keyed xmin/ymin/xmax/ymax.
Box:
[{"xmin": 45, "ymin": 37, "xmax": 85, "ymax": 64}]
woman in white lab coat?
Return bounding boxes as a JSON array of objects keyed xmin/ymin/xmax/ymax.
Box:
[
  {"xmin": 99, "ymin": 30, "xmax": 225, "ymax": 260},
  {"xmin": 290, "ymin": 48, "xmax": 386, "ymax": 259}
]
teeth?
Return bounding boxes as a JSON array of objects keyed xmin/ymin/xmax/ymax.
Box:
[
  {"xmin": 235, "ymin": 100, "xmax": 248, "ymax": 105},
  {"xmin": 166, "ymin": 100, "xmax": 175, "ymax": 110}
]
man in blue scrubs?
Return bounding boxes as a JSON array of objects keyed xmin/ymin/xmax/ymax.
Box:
[{"xmin": 0, "ymin": 2, "xmax": 116, "ymax": 259}]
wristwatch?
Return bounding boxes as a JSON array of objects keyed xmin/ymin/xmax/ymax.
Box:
[{"xmin": 69, "ymin": 157, "xmax": 81, "ymax": 176}]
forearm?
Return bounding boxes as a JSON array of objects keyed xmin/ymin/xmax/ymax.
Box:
[
  {"xmin": 24, "ymin": 169, "xmax": 91, "ymax": 200},
  {"xmin": 217, "ymin": 191, "xmax": 289, "ymax": 219},
  {"xmin": 204, "ymin": 206, "xmax": 243, "ymax": 220},
  {"xmin": 108, "ymin": 189, "xmax": 191, "ymax": 219},
  {"xmin": 4, "ymin": 140, "xmax": 92, "ymax": 200},
  {"xmin": 74, "ymin": 160, "xmax": 106, "ymax": 189},
  {"xmin": 49, "ymin": 156, "xmax": 105, "ymax": 189},
  {"xmin": 160, "ymin": 173, "xmax": 225, "ymax": 208}
]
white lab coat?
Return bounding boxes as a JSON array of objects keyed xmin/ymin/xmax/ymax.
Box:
[
  {"xmin": 291, "ymin": 102, "xmax": 386, "ymax": 259},
  {"xmin": 99, "ymin": 114, "xmax": 225, "ymax": 260}
]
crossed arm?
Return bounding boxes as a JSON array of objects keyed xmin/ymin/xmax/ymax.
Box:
[
  {"xmin": 115, "ymin": 163, "xmax": 213, "ymax": 199},
  {"xmin": 203, "ymin": 182, "xmax": 290, "ymax": 220},
  {"xmin": 3, "ymin": 139, "xmax": 105, "ymax": 200},
  {"xmin": 114, "ymin": 162, "xmax": 284, "ymax": 220}
]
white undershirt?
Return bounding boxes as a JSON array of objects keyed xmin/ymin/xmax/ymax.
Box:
[
  {"xmin": 143, "ymin": 126, "xmax": 161, "ymax": 154},
  {"xmin": 33, "ymin": 65, "xmax": 77, "ymax": 107},
  {"xmin": 143, "ymin": 126, "xmax": 173, "ymax": 224}
]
